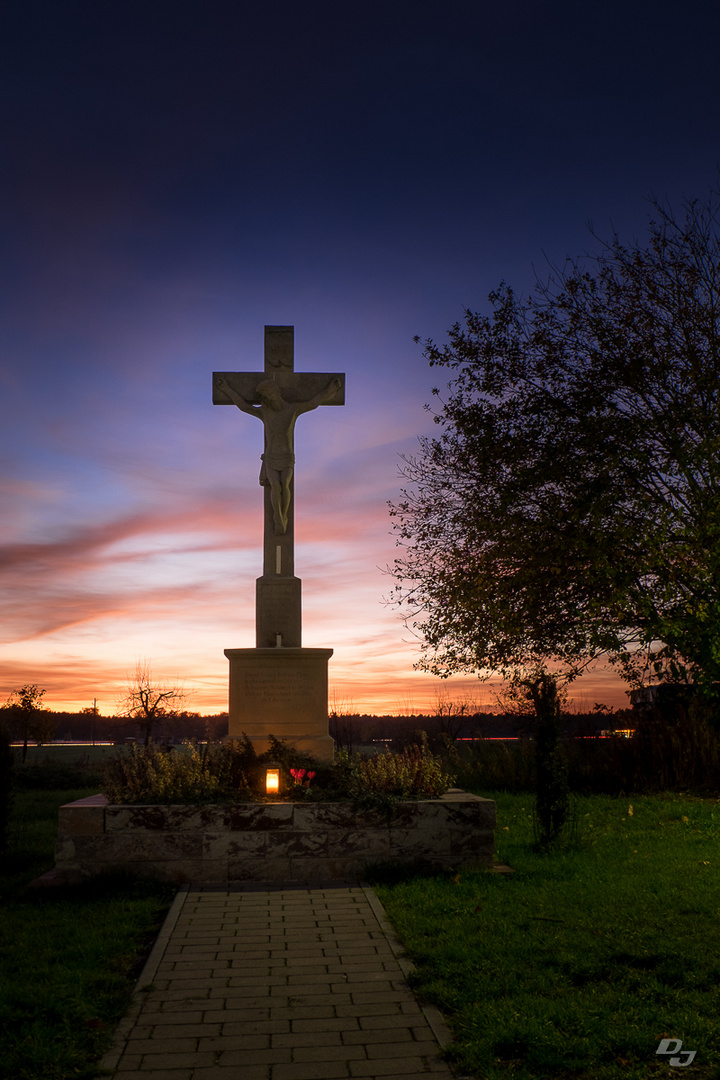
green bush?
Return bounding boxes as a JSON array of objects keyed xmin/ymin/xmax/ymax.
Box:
[
  {"xmin": 100, "ymin": 736, "xmax": 456, "ymax": 804},
  {"xmin": 342, "ymin": 737, "xmax": 455, "ymax": 799},
  {"xmin": 102, "ymin": 743, "xmax": 226, "ymax": 803},
  {"xmin": 101, "ymin": 737, "xmax": 331, "ymax": 804}
]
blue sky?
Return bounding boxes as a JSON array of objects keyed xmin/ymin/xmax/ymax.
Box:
[{"xmin": 1, "ymin": 0, "xmax": 719, "ymax": 714}]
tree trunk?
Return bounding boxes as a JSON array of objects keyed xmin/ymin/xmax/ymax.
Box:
[{"xmin": 527, "ymin": 674, "xmax": 570, "ymax": 848}]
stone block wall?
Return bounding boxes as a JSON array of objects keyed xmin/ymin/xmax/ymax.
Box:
[{"xmin": 54, "ymin": 790, "xmax": 495, "ymax": 884}]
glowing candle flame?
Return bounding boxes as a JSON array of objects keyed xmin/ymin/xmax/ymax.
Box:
[{"xmin": 265, "ymin": 768, "xmax": 280, "ymax": 794}]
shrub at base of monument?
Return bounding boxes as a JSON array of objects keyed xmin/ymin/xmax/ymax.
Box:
[
  {"xmin": 54, "ymin": 736, "xmax": 496, "ymax": 884},
  {"xmin": 100, "ymin": 734, "xmax": 454, "ymax": 805}
]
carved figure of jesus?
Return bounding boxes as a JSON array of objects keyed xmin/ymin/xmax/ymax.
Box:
[{"xmin": 215, "ymin": 374, "xmax": 342, "ymax": 534}]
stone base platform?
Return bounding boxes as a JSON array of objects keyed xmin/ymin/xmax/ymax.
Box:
[
  {"xmin": 225, "ymin": 646, "xmax": 335, "ymax": 762},
  {"xmin": 54, "ymin": 790, "xmax": 496, "ymax": 884}
]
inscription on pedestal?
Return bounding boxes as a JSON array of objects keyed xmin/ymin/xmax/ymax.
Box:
[
  {"xmin": 243, "ymin": 669, "xmax": 314, "ymax": 705},
  {"xmin": 225, "ymin": 647, "xmax": 335, "ymax": 759}
]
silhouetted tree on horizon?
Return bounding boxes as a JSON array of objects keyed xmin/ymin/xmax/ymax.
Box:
[{"xmin": 116, "ymin": 662, "xmax": 189, "ymax": 746}]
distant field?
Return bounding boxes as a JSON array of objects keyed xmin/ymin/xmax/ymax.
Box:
[
  {"xmin": 11, "ymin": 743, "xmax": 207, "ymax": 768},
  {"xmin": 12, "ymin": 744, "xmax": 121, "ymax": 767}
]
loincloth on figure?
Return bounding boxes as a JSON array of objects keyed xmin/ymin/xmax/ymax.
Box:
[{"xmin": 259, "ymin": 451, "xmax": 295, "ymax": 485}]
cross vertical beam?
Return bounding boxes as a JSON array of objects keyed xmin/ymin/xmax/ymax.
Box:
[
  {"xmin": 212, "ymin": 325, "xmax": 345, "ymax": 648},
  {"xmin": 262, "ymin": 326, "xmax": 296, "ymax": 583}
]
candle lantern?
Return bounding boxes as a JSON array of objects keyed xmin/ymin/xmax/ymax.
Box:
[{"xmin": 265, "ymin": 763, "xmax": 281, "ymax": 795}]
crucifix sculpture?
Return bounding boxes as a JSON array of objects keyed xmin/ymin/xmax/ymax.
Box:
[{"xmin": 213, "ymin": 325, "xmax": 345, "ymax": 650}]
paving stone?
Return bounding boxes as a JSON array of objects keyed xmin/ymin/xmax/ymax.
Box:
[
  {"xmin": 124, "ymin": 1037, "xmax": 199, "ymax": 1054},
  {"xmin": 224, "ymin": 973, "xmax": 289, "ymax": 988},
  {"xmin": 365, "ymin": 1040, "xmax": 441, "ymax": 1059},
  {"xmin": 349, "ymin": 1057, "xmax": 448, "ymax": 1076},
  {"xmin": 133, "ymin": 1011, "xmax": 204, "ymax": 1025},
  {"xmin": 197, "ymin": 1034, "xmax": 270, "ymax": 1052},
  {"xmin": 273, "ymin": 1064, "xmax": 350, "ymax": 1080},
  {"xmin": 136, "ymin": 1023, "xmax": 220, "ymax": 1040},
  {"xmin": 358, "ymin": 1013, "xmax": 426, "ymax": 1030},
  {"xmin": 206, "ymin": 991, "xmax": 271, "ymax": 1005},
  {"xmin": 349, "ymin": 990, "xmax": 414, "ymax": 1005},
  {"xmin": 116, "ymin": 1054, "xmax": 143, "ymax": 1070},
  {"xmin": 333, "ymin": 973, "xmax": 402, "ymax": 988},
  {"xmin": 268, "ymin": 1004, "xmax": 339, "ymax": 1021},
  {"xmin": 97, "ymin": 885, "xmax": 454, "ymax": 1080},
  {"xmin": 112, "ymin": 1072, "xmax": 193, "ymax": 1080},
  {"xmin": 162, "ymin": 976, "xmax": 230, "ymax": 990},
  {"xmin": 293, "ymin": 1045, "xmax": 368, "ymax": 1063},
  {"xmin": 271, "ymin": 988, "xmax": 353, "ymax": 1005},
  {"xmin": 192, "ymin": 1070, "xmax": 268, "ymax": 1080},
  {"xmin": 335, "ymin": 1004, "xmax": 404, "ymax": 1018},
  {"xmin": 200, "ymin": 1006, "xmax": 269, "ymax": 1022},
  {"xmin": 137, "ymin": 1052, "xmax": 216, "ymax": 1069},
  {"xmin": 272, "ymin": 1031, "xmax": 343, "ymax": 1048},
  {"xmin": 283, "ymin": 976, "xmax": 336, "ymax": 991},
  {"xmin": 221, "ymin": 1019, "xmax": 291, "ymax": 1036},
  {"xmin": 291, "ymin": 1017, "xmax": 363, "ymax": 1033},
  {"xmin": 149, "ymin": 989, "xmax": 211, "ymax": 1003},
  {"xmin": 341, "ymin": 1029, "xmax": 415, "ymax": 1045},
  {"xmin": 213, "ymin": 1047, "xmax": 294, "ymax": 1065}
]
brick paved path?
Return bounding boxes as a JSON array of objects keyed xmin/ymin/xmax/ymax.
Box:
[{"xmin": 99, "ymin": 884, "xmax": 456, "ymax": 1080}]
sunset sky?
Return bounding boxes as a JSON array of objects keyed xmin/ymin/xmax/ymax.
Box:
[{"xmin": 2, "ymin": 1, "xmax": 719, "ymax": 716}]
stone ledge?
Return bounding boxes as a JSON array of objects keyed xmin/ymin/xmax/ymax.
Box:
[{"xmin": 54, "ymin": 792, "xmax": 496, "ymax": 883}]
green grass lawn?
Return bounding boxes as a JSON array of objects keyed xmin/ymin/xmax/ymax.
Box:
[
  {"xmin": 0, "ymin": 786, "xmax": 176, "ymax": 1080},
  {"xmin": 374, "ymin": 792, "xmax": 720, "ymax": 1079},
  {"xmin": 13, "ymin": 744, "xmax": 123, "ymax": 766},
  {"xmin": 2, "ymin": 782, "xmax": 718, "ymax": 1079}
]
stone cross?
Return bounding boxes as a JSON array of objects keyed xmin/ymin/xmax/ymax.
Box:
[{"xmin": 213, "ymin": 325, "xmax": 345, "ymax": 648}]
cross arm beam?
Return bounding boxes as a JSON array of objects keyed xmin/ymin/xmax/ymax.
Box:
[{"xmin": 213, "ymin": 371, "xmax": 345, "ymax": 407}]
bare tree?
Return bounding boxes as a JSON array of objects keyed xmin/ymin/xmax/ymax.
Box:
[
  {"xmin": 117, "ymin": 662, "xmax": 189, "ymax": 746},
  {"xmin": 329, "ymin": 688, "xmax": 359, "ymax": 754},
  {"xmin": 432, "ymin": 685, "xmax": 479, "ymax": 741},
  {"xmin": 81, "ymin": 699, "xmax": 100, "ymax": 745}
]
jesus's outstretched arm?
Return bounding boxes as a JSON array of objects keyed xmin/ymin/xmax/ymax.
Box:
[
  {"xmin": 296, "ymin": 376, "xmax": 342, "ymax": 415},
  {"xmin": 215, "ymin": 375, "xmax": 262, "ymax": 417}
]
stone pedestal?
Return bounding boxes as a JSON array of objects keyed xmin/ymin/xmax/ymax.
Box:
[
  {"xmin": 225, "ymin": 647, "xmax": 334, "ymax": 761},
  {"xmin": 255, "ymin": 576, "xmax": 302, "ymax": 648}
]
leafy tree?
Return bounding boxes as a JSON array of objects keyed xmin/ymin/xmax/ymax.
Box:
[
  {"xmin": 2, "ymin": 685, "xmax": 54, "ymax": 763},
  {"xmin": 389, "ymin": 191, "xmax": 720, "ymax": 706},
  {"xmin": 116, "ymin": 662, "xmax": 188, "ymax": 746}
]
